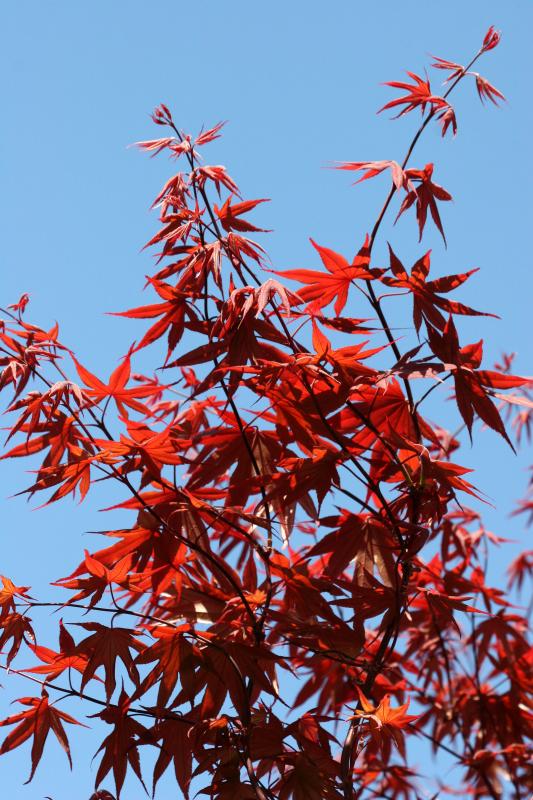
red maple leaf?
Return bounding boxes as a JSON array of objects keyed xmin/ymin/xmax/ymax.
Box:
[
  {"xmin": 0, "ymin": 576, "xmax": 32, "ymax": 617},
  {"xmin": 73, "ymin": 355, "xmax": 162, "ymax": 416},
  {"xmin": 431, "ymin": 55, "xmax": 465, "ymax": 82},
  {"xmin": 352, "ymin": 692, "xmax": 418, "ymax": 760},
  {"xmin": 74, "ymin": 623, "xmax": 143, "ymax": 700},
  {"xmin": 276, "ymin": 237, "xmax": 383, "ymax": 315},
  {"xmin": 396, "ymin": 163, "xmax": 452, "ymax": 243},
  {"xmin": 380, "ymin": 71, "xmax": 447, "ymax": 117},
  {"xmin": 214, "ymin": 197, "xmax": 269, "ymax": 233},
  {"xmin": 91, "ymin": 690, "xmax": 148, "ymax": 798},
  {"xmin": 427, "ymin": 317, "xmax": 528, "ymax": 445},
  {"xmin": 0, "ymin": 690, "xmax": 84, "ymax": 782},
  {"xmin": 26, "ymin": 630, "xmax": 90, "ymax": 683},
  {"xmin": 381, "ymin": 245, "xmax": 494, "ymax": 332},
  {"xmin": 474, "ymin": 74, "xmax": 505, "ymax": 105},
  {"xmin": 334, "ymin": 160, "xmax": 405, "ymax": 189}
]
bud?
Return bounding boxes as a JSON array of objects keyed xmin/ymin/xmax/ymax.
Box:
[
  {"xmin": 475, "ymin": 74, "xmax": 505, "ymax": 106},
  {"xmin": 482, "ymin": 26, "xmax": 501, "ymax": 52},
  {"xmin": 8, "ymin": 293, "xmax": 30, "ymax": 315},
  {"xmin": 439, "ymin": 106, "xmax": 457, "ymax": 138},
  {"xmin": 150, "ymin": 103, "xmax": 173, "ymax": 126}
]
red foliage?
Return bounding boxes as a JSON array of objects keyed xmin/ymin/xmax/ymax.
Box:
[{"xmin": 0, "ymin": 25, "xmax": 531, "ymax": 800}]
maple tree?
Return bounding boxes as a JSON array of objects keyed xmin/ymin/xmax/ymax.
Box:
[{"xmin": 0, "ymin": 25, "xmax": 531, "ymax": 800}]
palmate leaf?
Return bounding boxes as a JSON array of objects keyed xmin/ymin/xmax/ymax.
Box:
[
  {"xmin": 72, "ymin": 355, "xmax": 163, "ymax": 416},
  {"xmin": 0, "ymin": 690, "xmax": 84, "ymax": 782},
  {"xmin": 381, "ymin": 245, "xmax": 495, "ymax": 333},
  {"xmin": 351, "ymin": 692, "xmax": 419, "ymax": 760},
  {"xmin": 276, "ymin": 237, "xmax": 383, "ymax": 315},
  {"xmin": 74, "ymin": 623, "xmax": 143, "ymax": 699},
  {"xmin": 91, "ymin": 690, "xmax": 148, "ymax": 798},
  {"xmin": 334, "ymin": 160, "xmax": 406, "ymax": 189},
  {"xmin": 427, "ymin": 316, "xmax": 528, "ymax": 446},
  {"xmin": 379, "ymin": 71, "xmax": 446, "ymax": 117},
  {"xmin": 395, "ymin": 163, "xmax": 452, "ymax": 243}
]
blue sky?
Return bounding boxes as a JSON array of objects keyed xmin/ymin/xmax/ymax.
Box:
[{"xmin": 1, "ymin": 2, "xmax": 531, "ymax": 798}]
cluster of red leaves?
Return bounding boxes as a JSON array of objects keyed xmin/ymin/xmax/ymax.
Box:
[{"xmin": 0, "ymin": 26, "xmax": 531, "ymax": 800}]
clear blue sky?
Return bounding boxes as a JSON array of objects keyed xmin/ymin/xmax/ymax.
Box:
[{"xmin": 1, "ymin": 2, "xmax": 531, "ymax": 798}]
